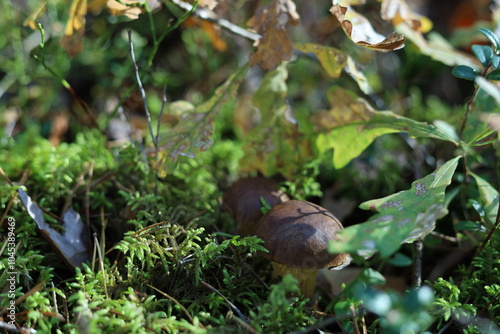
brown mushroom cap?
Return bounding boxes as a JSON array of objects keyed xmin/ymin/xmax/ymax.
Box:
[
  {"xmin": 223, "ymin": 177, "xmax": 289, "ymax": 236},
  {"xmin": 255, "ymin": 200, "xmax": 347, "ymax": 270}
]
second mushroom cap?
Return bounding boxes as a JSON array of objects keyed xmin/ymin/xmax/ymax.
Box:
[{"xmin": 255, "ymin": 200, "xmax": 348, "ymax": 270}]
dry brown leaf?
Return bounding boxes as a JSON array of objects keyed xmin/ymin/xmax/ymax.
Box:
[
  {"xmin": 380, "ymin": 0, "xmax": 432, "ymax": 33},
  {"xmin": 61, "ymin": 0, "xmax": 87, "ymax": 57},
  {"xmin": 330, "ymin": 4, "xmax": 405, "ymax": 52},
  {"xmin": 247, "ymin": 0, "xmax": 300, "ymax": 71}
]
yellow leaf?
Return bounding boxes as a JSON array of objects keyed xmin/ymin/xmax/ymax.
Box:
[{"xmin": 61, "ymin": 0, "xmax": 87, "ymax": 57}]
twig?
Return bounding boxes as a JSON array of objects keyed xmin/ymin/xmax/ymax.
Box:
[
  {"xmin": 128, "ymin": 29, "xmax": 158, "ymax": 152},
  {"xmin": 146, "ymin": 284, "xmax": 199, "ymax": 326},
  {"xmin": 93, "ymin": 233, "xmax": 109, "ymax": 299},
  {"xmin": 200, "ymin": 280, "xmax": 250, "ymax": 325},
  {"xmin": 171, "ymin": 0, "xmax": 260, "ymax": 42},
  {"xmin": 156, "ymin": 85, "xmax": 167, "ymax": 156}
]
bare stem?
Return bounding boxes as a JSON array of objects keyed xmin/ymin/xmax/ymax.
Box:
[
  {"xmin": 171, "ymin": 0, "xmax": 260, "ymax": 42},
  {"xmin": 128, "ymin": 29, "xmax": 158, "ymax": 152}
]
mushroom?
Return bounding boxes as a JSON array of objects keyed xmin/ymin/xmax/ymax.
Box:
[
  {"xmin": 254, "ymin": 200, "xmax": 349, "ymax": 297},
  {"xmin": 223, "ymin": 177, "xmax": 290, "ymax": 236}
]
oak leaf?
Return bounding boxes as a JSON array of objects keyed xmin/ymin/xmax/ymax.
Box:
[
  {"xmin": 330, "ymin": 4, "xmax": 405, "ymax": 52},
  {"xmin": 247, "ymin": 0, "xmax": 299, "ymax": 71},
  {"xmin": 61, "ymin": 0, "xmax": 87, "ymax": 57}
]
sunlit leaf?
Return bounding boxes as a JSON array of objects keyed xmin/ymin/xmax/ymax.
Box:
[
  {"xmin": 314, "ymin": 87, "xmax": 458, "ymax": 169},
  {"xmin": 330, "ymin": 4, "xmax": 405, "ymax": 52},
  {"xmin": 294, "ymin": 43, "xmax": 348, "ymax": 78},
  {"xmin": 61, "ymin": 0, "xmax": 87, "ymax": 57},
  {"xmin": 470, "ymin": 172, "xmax": 499, "ymax": 229},
  {"xmin": 329, "ymin": 156, "xmax": 461, "ymax": 258},
  {"xmin": 248, "ymin": 0, "xmax": 299, "ymax": 71},
  {"xmin": 18, "ymin": 188, "xmax": 90, "ymax": 268}
]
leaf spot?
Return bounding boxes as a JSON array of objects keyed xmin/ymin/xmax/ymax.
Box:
[{"xmin": 414, "ymin": 182, "xmax": 427, "ymax": 196}]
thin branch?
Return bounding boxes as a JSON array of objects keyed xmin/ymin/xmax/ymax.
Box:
[
  {"xmin": 200, "ymin": 280, "xmax": 250, "ymax": 325},
  {"xmin": 146, "ymin": 284, "xmax": 199, "ymax": 326},
  {"xmin": 171, "ymin": 0, "xmax": 260, "ymax": 42},
  {"xmin": 127, "ymin": 29, "xmax": 158, "ymax": 152}
]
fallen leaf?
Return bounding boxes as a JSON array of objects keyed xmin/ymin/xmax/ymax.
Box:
[
  {"xmin": 330, "ymin": 4, "xmax": 405, "ymax": 52},
  {"xmin": 380, "ymin": 0, "xmax": 433, "ymax": 33},
  {"xmin": 107, "ymin": 0, "xmax": 161, "ymax": 19},
  {"xmin": 18, "ymin": 188, "xmax": 90, "ymax": 268},
  {"xmin": 329, "ymin": 157, "xmax": 460, "ymax": 258},
  {"xmin": 61, "ymin": 0, "xmax": 87, "ymax": 57},
  {"xmin": 247, "ymin": 0, "xmax": 300, "ymax": 71}
]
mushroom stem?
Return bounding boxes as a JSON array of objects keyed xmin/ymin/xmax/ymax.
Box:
[{"xmin": 272, "ymin": 263, "xmax": 318, "ymax": 298}]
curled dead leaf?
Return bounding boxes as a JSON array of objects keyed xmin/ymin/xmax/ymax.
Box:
[
  {"xmin": 247, "ymin": 0, "xmax": 300, "ymax": 71},
  {"xmin": 330, "ymin": 4, "xmax": 405, "ymax": 52}
]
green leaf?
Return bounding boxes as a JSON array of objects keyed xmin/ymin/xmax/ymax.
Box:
[
  {"xmin": 295, "ymin": 43, "xmax": 348, "ymax": 78},
  {"xmin": 472, "ymin": 44, "xmax": 493, "ymax": 67},
  {"xmin": 479, "ymin": 28, "xmax": 500, "ymax": 51},
  {"xmin": 314, "ymin": 87, "xmax": 458, "ymax": 169},
  {"xmin": 329, "ymin": 156, "xmax": 461, "ymax": 258},
  {"xmin": 470, "ymin": 172, "xmax": 499, "ymax": 228},
  {"xmin": 492, "ymin": 55, "xmax": 500, "ymax": 68},
  {"xmin": 454, "ymin": 220, "xmax": 486, "ymax": 232},
  {"xmin": 388, "ymin": 253, "xmax": 412, "ymax": 267},
  {"xmin": 360, "ymin": 268, "xmax": 387, "ymax": 285},
  {"xmin": 452, "ymin": 65, "xmax": 479, "ymax": 80},
  {"xmin": 486, "ymin": 68, "xmax": 500, "ymax": 80}
]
